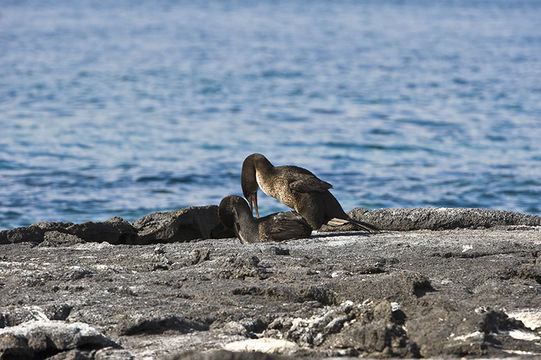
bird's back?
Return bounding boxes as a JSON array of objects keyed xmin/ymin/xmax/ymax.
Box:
[
  {"xmin": 294, "ymin": 190, "xmax": 349, "ymax": 229},
  {"xmin": 258, "ymin": 211, "xmax": 312, "ymax": 242}
]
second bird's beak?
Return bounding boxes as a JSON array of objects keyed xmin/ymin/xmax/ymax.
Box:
[{"xmin": 248, "ymin": 192, "xmax": 259, "ymax": 218}]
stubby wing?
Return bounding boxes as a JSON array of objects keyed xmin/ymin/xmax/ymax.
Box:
[
  {"xmin": 275, "ymin": 165, "xmax": 332, "ymax": 193},
  {"xmin": 260, "ymin": 212, "xmax": 312, "ymax": 242},
  {"xmin": 287, "ymin": 172, "xmax": 332, "ymax": 193}
]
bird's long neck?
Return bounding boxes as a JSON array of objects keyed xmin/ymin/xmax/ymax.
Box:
[
  {"xmin": 254, "ymin": 157, "xmax": 275, "ymax": 194},
  {"xmin": 254, "ymin": 156, "xmax": 274, "ymax": 176},
  {"xmin": 235, "ymin": 205, "xmax": 259, "ymax": 243},
  {"xmin": 242, "ymin": 155, "xmax": 270, "ymax": 196}
]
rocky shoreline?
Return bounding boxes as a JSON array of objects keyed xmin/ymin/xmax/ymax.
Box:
[
  {"xmin": 2, "ymin": 206, "xmax": 540, "ymax": 246},
  {"xmin": 1, "ymin": 207, "xmax": 540, "ymax": 359}
]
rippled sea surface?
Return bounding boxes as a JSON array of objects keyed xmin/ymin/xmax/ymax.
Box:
[{"xmin": 1, "ymin": 1, "xmax": 540, "ymax": 230}]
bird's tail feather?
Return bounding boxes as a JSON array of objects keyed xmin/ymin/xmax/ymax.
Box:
[{"xmin": 327, "ymin": 217, "xmax": 379, "ymax": 232}]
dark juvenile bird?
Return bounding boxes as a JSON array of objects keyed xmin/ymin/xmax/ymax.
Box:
[
  {"xmin": 241, "ymin": 153, "xmax": 378, "ymax": 232},
  {"xmin": 218, "ymin": 195, "xmax": 312, "ymax": 243}
]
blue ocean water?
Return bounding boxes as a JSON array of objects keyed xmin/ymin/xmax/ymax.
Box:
[{"xmin": 1, "ymin": 1, "xmax": 540, "ymax": 230}]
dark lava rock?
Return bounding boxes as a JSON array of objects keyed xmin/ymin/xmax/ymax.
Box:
[
  {"xmin": 348, "ymin": 207, "xmax": 541, "ymax": 231},
  {"xmin": 0, "ymin": 222, "xmax": 81, "ymax": 245},
  {"xmin": 46, "ymin": 348, "xmax": 133, "ymax": 360},
  {"xmin": 0, "ymin": 305, "xmax": 72, "ymax": 328},
  {"xmin": 0, "ymin": 218, "xmax": 137, "ymax": 245},
  {"xmin": 0, "ymin": 320, "xmax": 119, "ymax": 359},
  {"xmin": 0, "ymin": 225, "xmax": 46, "ymax": 244},
  {"xmin": 268, "ymin": 246, "xmax": 290, "ymax": 256},
  {"xmin": 43, "ymin": 231, "xmax": 86, "ymax": 246},
  {"xmin": 330, "ymin": 300, "xmax": 419, "ymax": 358},
  {"xmin": 218, "ymin": 255, "xmax": 270, "ymax": 280},
  {"xmin": 187, "ymin": 248, "xmax": 211, "ymax": 265},
  {"xmin": 233, "ymin": 285, "xmax": 337, "ymax": 307},
  {"xmin": 65, "ymin": 217, "xmax": 138, "ymax": 245},
  {"xmin": 480, "ymin": 309, "xmax": 526, "ymax": 334},
  {"xmin": 4, "ymin": 206, "xmax": 538, "ymax": 245},
  {"xmin": 405, "ymin": 301, "xmax": 541, "ymax": 357},
  {"xmin": 266, "ymin": 300, "xmax": 419, "ymax": 357},
  {"xmin": 131, "ymin": 205, "xmax": 234, "ymax": 244},
  {"xmin": 118, "ymin": 315, "xmax": 209, "ymax": 336},
  {"xmin": 1, "ymin": 209, "xmax": 540, "ymax": 359},
  {"xmin": 0, "ymin": 205, "xmax": 237, "ymax": 245}
]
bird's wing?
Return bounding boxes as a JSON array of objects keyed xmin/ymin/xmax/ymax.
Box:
[
  {"xmin": 260, "ymin": 212, "xmax": 311, "ymax": 241},
  {"xmin": 289, "ymin": 175, "xmax": 332, "ymax": 193},
  {"xmin": 284, "ymin": 167, "xmax": 332, "ymax": 193}
]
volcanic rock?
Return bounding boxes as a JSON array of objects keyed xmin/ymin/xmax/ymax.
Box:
[
  {"xmin": 348, "ymin": 207, "xmax": 541, "ymax": 231},
  {"xmin": 131, "ymin": 205, "xmax": 234, "ymax": 244},
  {"xmin": 0, "ymin": 320, "xmax": 119, "ymax": 359},
  {"xmin": 1, "ymin": 208, "xmax": 540, "ymax": 358}
]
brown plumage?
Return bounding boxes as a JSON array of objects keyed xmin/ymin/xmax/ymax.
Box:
[
  {"xmin": 218, "ymin": 195, "xmax": 312, "ymax": 243},
  {"xmin": 241, "ymin": 153, "xmax": 378, "ymax": 232}
]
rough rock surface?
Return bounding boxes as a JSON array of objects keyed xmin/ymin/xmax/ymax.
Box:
[
  {"xmin": 0, "ymin": 206, "xmax": 235, "ymax": 245},
  {"xmin": 348, "ymin": 207, "xmax": 541, "ymax": 231},
  {"xmin": 1, "ymin": 208, "xmax": 540, "ymax": 359},
  {"xmin": 131, "ymin": 205, "xmax": 234, "ymax": 244},
  {"xmin": 0, "ymin": 218, "xmax": 138, "ymax": 245},
  {"xmin": 0, "ymin": 320, "xmax": 119, "ymax": 359},
  {"xmin": 172, "ymin": 350, "xmax": 292, "ymax": 360}
]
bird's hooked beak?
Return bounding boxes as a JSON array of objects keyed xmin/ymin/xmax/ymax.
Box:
[{"xmin": 247, "ymin": 192, "xmax": 259, "ymax": 218}]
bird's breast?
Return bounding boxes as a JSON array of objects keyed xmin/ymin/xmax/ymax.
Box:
[
  {"xmin": 256, "ymin": 171, "xmax": 297, "ymax": 209},
  {"xmin": 255, "ymin": 172, "xmax": 271, "ymax": 196}
]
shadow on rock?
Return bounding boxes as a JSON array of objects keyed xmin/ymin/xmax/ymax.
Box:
[{"xmin": 118, "ymin": 315, "xmax": 210, "ymax": 336}]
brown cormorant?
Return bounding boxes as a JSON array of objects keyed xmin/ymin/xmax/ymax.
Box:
[
  {"xmin": 219, "ymin": 195, "xmax": 312, "ymax": 243},
  {"xmin": 241, "ymin": 153, "xmax": 378, "ymax": 232}
]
